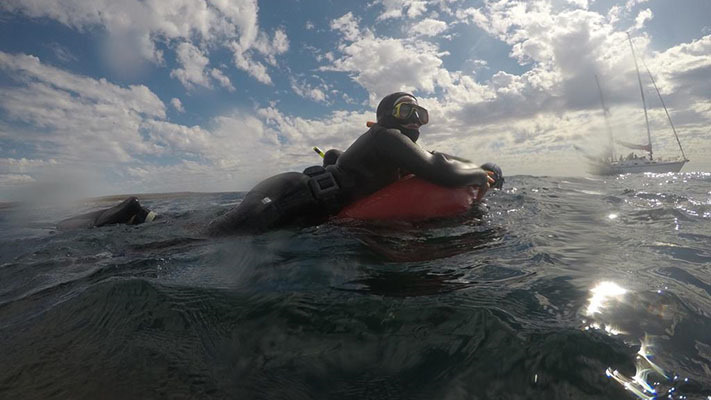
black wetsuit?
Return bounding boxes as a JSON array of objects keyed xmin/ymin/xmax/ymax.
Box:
[
  {"xmin": 57, "ymin": 197, "xmax": 153, "ymax": 231},
  {"xmin": 206, "ymin": 123, "xmax": 491, "ymax": 235},
  {"xmin": 331, "ymin": 124, "xmax": 490, "ymax": 203},
  {"xmin": 205, "ymin": 172, "xmax": 328, "ymax": 235}
]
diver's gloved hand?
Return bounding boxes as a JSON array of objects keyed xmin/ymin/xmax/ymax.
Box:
[
  {"xmin": 480, "ymin": 162, "xmax": 504, "ymax": 189},
  {"xmin": 133, "ymin": 206, "xmax": 158, "ymax": 224}
]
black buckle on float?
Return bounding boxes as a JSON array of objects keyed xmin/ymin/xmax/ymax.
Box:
[{"xmin": 303, "ymin": 166, "xmax": 340, "ymax": 199}]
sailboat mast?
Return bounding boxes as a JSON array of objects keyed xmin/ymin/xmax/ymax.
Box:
[
  {"xmin": 640, "ymin": 61, "xmax": 689, "ymax": 161},
  {"xmin": 595, "ymin": 74, "xmax": 615, "ymax": 161},
  {"xmin": 627, "ymin": 33, "xmax": 653, "ymax": 160}
]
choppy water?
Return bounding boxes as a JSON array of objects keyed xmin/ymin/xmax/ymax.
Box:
[{"xmin": 1, "ymin": 173, "xmax": 710, "ymax": 399}]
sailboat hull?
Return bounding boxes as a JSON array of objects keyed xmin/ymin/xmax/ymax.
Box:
[{"xmin": 591, "ymin": 159, "xmax": 687, "ymax": 175}]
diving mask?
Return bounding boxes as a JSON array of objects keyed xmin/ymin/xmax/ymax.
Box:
[{"xmin": 392, "ymin": 102, "xmax": 429, "ymax": 125}]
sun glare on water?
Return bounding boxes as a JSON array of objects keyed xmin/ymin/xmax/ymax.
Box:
[{"xmin": 586, "ymin": 281, "xmax": 627, "ymax": 316}]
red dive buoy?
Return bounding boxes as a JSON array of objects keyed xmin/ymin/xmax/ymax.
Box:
[{"xmin": 336, "ymin": 175, "xmax": 480, "ymax": 221}]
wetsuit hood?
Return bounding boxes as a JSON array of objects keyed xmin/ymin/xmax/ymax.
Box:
[{"xmin": 376, "ymin": 92, "xmax": 420, "ymax": 142}]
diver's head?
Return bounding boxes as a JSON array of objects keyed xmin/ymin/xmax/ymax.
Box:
[{"xmin": 376, "ymin": 92, "xmax": 429, "ymax": 142}]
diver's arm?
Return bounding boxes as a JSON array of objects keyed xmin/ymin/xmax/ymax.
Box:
[
  {"xmin": 429, "ymin": 151, "xmax": 471, "ymax": 163},
  {"xmin": 377, "ymin": 129, "xmax": 489, "ymax": 187}
]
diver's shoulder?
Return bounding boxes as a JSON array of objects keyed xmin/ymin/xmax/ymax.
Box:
[{"xmin": 370, "ymin": 125, "xmax": 402, "ymax": 138}]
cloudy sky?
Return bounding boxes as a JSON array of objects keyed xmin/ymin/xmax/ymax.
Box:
[{"xmin": 1, "ymin": 0, "xmax": 710, "ymax": 200}]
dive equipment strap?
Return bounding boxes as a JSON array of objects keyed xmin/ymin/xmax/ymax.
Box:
[{"xmin": 303, "ymin": 165, "xmax": 341, "ymax": 214}]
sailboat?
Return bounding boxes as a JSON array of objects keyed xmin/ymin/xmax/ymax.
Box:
[{"xmin": 588, "ymin": 34, "xmax": 689, "ymax": 175}]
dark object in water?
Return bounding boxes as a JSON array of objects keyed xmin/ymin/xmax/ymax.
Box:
[{"xmin": 57, "ymin": 197, "xmax": 156, "ymax": 231}]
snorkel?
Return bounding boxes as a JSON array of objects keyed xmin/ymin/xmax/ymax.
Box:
[{"xmin": 313, "ymin": 146, "xmax": 325, "ymax": 158}]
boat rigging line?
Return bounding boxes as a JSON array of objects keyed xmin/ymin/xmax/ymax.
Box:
[
  {"xmin": 627, "ymin": 32, "xmax": 654, "ymax": 160},
  {"xmin": 638, "ymin": 58, "xmax": 689, "ymax": 162}
]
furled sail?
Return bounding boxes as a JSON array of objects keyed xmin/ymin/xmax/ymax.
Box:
[{"xmin": 616, "ymin": 140, "xmax": 651, "ymax": 152}]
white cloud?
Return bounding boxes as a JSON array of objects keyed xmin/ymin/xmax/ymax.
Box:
[
  {"xmin": 4, "ymin": 49, "xmax": 246, "ymax": 168},
  {"xmin": 2, "ymin": 0, "xmax": 204, "ymax": 63},
  {"xmin": 625, "ymin": 0, "xmax": 649, "ymax": 12},
  {"xmin": 211, "ymin": 68, "xmax": 235, "ymax": 91},
  {"xmin": 324, "ymin": 21, "xmax": 452, "ymax": 105},
  {"xmin": 410, "ymin": 18, "xmax": 448, "ymax": 37},
  {"xmin": 170, "ymin": 42, "xmax": 212, "ymax": 89},
  {"xmin": 607, "ymin": 5, "xmax": 622, "ymax": 25},
  {"xmin": 633, "ymin": 8, "xmax": 653, "ymax": 31},
  {"xmin": 0, "ymin": 0, "xmax": 288, "ymax": 87},
  {"xmin": 453, "ymin": 3, "xmax": 638, "ymax": 118},
  {"xmin": 229, "ymin": 37, "xmax": 278, "ymax": 85},
  {"xmin": 0, "ymin": 158, "xmax": 59, "ymax": 188},
  {"xmin": 646, "ymin": 35, "xmax": 711, "ymax": 99},
  {"xmin": 170, "ymin": 97, "xmax": 185, "ymax": 113},
  {"xmin": 0, "ymin": 53, "xmax": 200, "ymax": 190},
  {"xmin": 0, "ymin": 51, "xmax": 165, "ymax": 119},
  {"xmin": 442, "ymin": 2, "xmax": 710, "ymax": 171},
  {"xmin": 0, "ymin": 54, "xmax": 160, "ymax": 164},
  {"xmin": 376, "ymin": 0, "xmax": 428, "ymax": 21},
  {"xmin": 252, "ymin": 28, "xmax": 289, "ymax": 66},
  {"xmin": 129, "ymin": 107, "xmax": 375, "ymax": 191},
  {"xmin": 0, "ymin": 52, "xmax": 245, "ymax": 193},
  {"xmin": 0, "ymin": 174, "xmax": 35, "ymax": 185},
  {"xmin": 431, "ymin": 0, "xmax": 459, "ymax": 16},
  {"xmin": 607, "ymin": 1, "xmax": 653, "ymax": 29},
  {"xmin": 47, "ymin": 42, "xmax": 77, "ymax": 63},
  {"xmin": 228, "ymin": 26, "xmax": 288, "ymax": 84},
  {"xmin": 324, "ymin": 11, "xmax": 496, "ymax": 111},
  {"xmin": 169, "ymin": 42, "xmax": 235, "ymax": 91},
  {"xmin": 254, "ymin": 106, "xmax": 372, "ymax": 159},
  {"xmin": 330, "ymin": 12, "xmax": 362, "ymax": 42},
  {"xmin": 290, "ymin": 78, "xmax": 328, "ymax": 103},
  {"xmin": 141, "ymin": 119, "xmax": 212, "ymax": 155},
  {"xmin": 565, "ymin": 0, "xmax": 588, "ymax": 8},
  {"xmin": 271, "ymin": 29, "xmax": 290, "ymax": 54},
  {"xmin": 0, "ymin": 159, "xmax": 58, "ymax": 189},
  {"xmin": 0, "ymin": 51, "xmax": 373, "ymax": 194},
  {"xmin": 0, "ymin": 158, "xmax": 58, "ymax": 172}
]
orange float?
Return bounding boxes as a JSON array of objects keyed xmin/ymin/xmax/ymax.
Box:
[{"xmin": 336, "ymin": 175, "xmax": 481, "ymax": 221}]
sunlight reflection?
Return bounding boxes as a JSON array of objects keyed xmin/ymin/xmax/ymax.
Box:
[
  {"xmin": 583, "ymin": 322, "xmax": 625, "ymax": 335},
  {"xmin": 604, "ymin": 324, "xmax": 624, "ymax": 335},
  {"xmin": 638, "ymin": 334, "xmax": 668, "ymax": 379},
  {"xmin": 586, "ymin": 281, "xmax": 627, "ymax": 316},
  {"xmin": 606, "ymin": 368, "xmax": 655, "ymax": 400},
  {"xmin": 606, "ymin": 335, "xmax": 672, "ymax": 400}
]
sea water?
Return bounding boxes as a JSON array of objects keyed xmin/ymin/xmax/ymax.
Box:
[{"xmin": 1, "ymin": 173, "xmax": 710, "ymax": 399}]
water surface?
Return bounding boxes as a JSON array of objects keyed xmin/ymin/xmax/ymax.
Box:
[{"xmin": 1, "ymin": 173, "xmax": 710, "ymax": 399}]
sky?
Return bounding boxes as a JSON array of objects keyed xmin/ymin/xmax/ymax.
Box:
[{"xmin": 1, "ymin": 0, "xmax": 710, "ymax": 200}]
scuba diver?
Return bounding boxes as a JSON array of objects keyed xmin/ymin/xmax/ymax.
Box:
[
  {"xmin": 206, "ymin": 92, "xmax": 503, "ymax": 235},
  {"xmin": 56, "ymin": 92, "xmax": 503, "ymax": 233}
]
